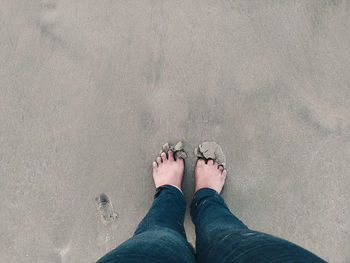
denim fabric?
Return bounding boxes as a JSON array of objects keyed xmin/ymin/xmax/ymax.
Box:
[
  {"xmin": 97, "ymin": 186, "xmax": 326, "ymax": 263},
  {"xmin": 190, "ymin": 188, "xmax": 326, "ymax": 263},
  {"xmin": 134, "ymin": 185, "xmax": 187, "ymax": 238},
  {"xmin": 97, "ymin": 185, "xmax": 195, "ymax": 263}
]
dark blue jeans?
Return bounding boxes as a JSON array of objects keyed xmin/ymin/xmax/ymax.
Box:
[{"xmin": 97, "ymin": 185, "xmax": 326, "ymax": 263}]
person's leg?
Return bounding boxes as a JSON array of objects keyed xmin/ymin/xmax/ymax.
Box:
[
  {"xmin": 191, "ymin": 159, "xmax": 326, "ymax": 263},
  {"xmin": 97, "ymin": 150, "xmax": 195, "ymax": 263}
]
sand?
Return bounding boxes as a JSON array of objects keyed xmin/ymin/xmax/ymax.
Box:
[
  {"xmin": 194, "ymin": 141, "xmax": 226, "ymax": 168},
  {"xmin": 1, "ymin": 1, "xmax": 350, "ymax": 262}
]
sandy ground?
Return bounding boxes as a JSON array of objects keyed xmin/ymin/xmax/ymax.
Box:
[{"xmin": 1, "ymin": 0, "xmax": 350, "ymax": 262}]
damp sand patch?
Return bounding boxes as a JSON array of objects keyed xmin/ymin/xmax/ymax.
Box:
[
  {"xmin": 194, "ymin": 141, "xmax": 226, "ymax": 168},
  {"xmin": 159, "ymin": 141, "xmax": 187, "ymax": 159},
  {"xmin": 95, "ymin": 193, "xmax": 118, "ymax": 224}
]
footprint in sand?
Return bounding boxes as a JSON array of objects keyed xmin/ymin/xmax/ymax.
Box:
[{"xmin": 95, "ymin": 193, "xmax": 118, "ymax": 224}]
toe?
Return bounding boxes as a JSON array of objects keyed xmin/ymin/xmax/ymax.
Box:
[
  {"xmin": 161, "ymin": 152, "xmax": 167, "ymax": 162},
  {"xmin": 218, "ymin": 165, "xmax": 224, "ymax": 172},
  {"xmin": 208, "ymin": 159, "xmax": 214, "ymax": 165},
  {"xmin": 213, "ymin": 161, "xmax": 219, "ymax": 168},
  {"xmin": 168, "ymin": 150, "xmax": 174, "ymax": 161},
  {"xmin": 156, "ymin": 156, "xmax": 162, "ymax": 165},
  {"xmin": 176, "ymin": 156, "xmax": 184, "ymax": 164},
  {"xmin": 222, "ymin": 170, "xmax": 227, "ymax": 177},
  {"xmin": 152, "ymin": 161, "xmax": 158, "ymax": 169},
  {"xmin": 196, "ymin": 158, "xmax": 205, "ymax": 166}
]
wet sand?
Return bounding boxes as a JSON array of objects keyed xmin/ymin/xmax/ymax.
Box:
[{"xmin": 1, "ymin": 1, "xmax": 350, "ymax": 262}]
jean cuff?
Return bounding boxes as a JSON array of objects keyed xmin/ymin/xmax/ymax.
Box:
[
  {"xmin": 168, "ymin": 184, "xmax": 183, "ymax": 194},
  {"xmin": 155, "ymin": 184, "xmax": 184, "ymax": 198},
  {"xmin": 191, "ymin": 188, "xmax": 219, "ymax": 208}
]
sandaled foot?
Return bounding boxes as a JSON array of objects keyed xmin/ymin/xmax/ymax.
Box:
[
  {"xmin": 153, "ymin": 150, "xmax": 184, "ymax": 190},
  {"xmin": 195, "ymin": 159, "xmax": 227, "ymax": 194}
]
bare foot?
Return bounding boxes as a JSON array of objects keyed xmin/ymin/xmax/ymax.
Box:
[
  {"xmin": 195, "ymin": 159, "xmax": 227, "ymax": 194},
  {"xmin": 153, "ymin": 150, "xmax": 184, "ymax": 189}
]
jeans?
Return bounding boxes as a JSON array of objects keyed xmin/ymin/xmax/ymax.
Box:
[{"xmin": 97, "ymin": 185, "xmax": 326, "ymax": 263}]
